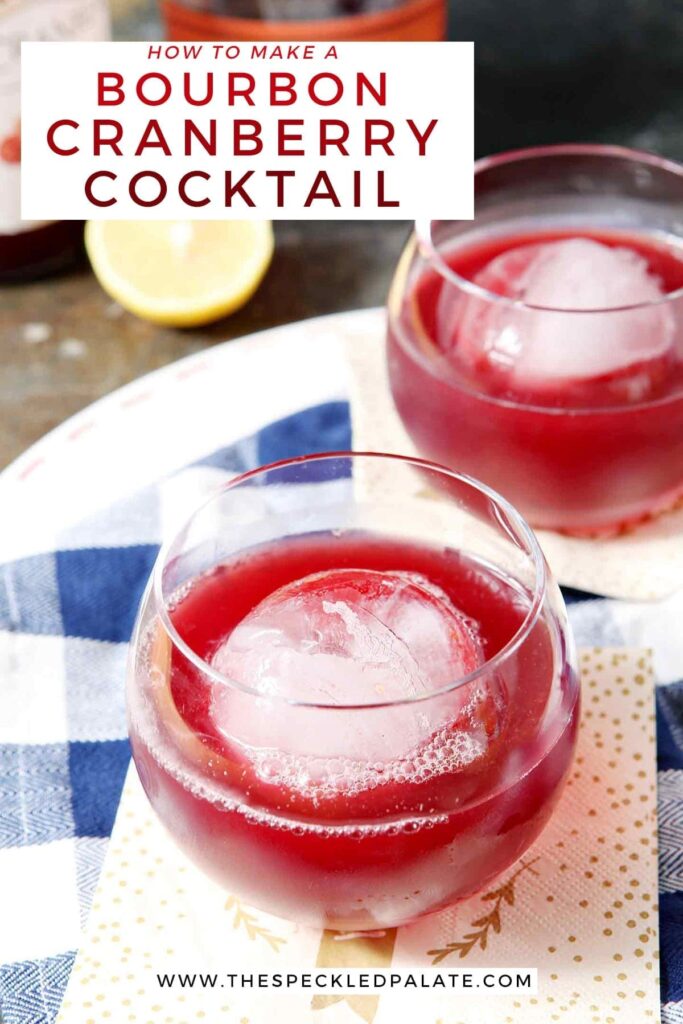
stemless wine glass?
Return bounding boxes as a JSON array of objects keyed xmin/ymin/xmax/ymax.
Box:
[
  {"xmin": 127, "ymin": 452, "xmax": 579, "ymax": 931},
  {"xmin": 387, "ymin": 145, "xmax": 683, "ymax": 535}
]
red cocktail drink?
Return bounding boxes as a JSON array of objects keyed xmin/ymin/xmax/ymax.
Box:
[
  {"xmin": 387, "ymin": 146, "xmax": 683, "ymax": 534},
  {"xmin": 128, "ymin": 454, "xmax": 578, "ymax": 929}
]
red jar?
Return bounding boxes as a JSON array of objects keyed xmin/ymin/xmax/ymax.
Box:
[{"xmin": 160, "ymin": 0, "xmax": 445, "ymax": 43}]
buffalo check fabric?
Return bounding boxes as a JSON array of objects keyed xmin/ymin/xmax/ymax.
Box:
[{"xmin": 1, "ymin": 397, "xmax": 683, "ymax": 1024}]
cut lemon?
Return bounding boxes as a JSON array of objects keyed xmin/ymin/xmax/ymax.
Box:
[{"xmin": 85, "ymin": 220, "xmax": 274, "ymax": 327}]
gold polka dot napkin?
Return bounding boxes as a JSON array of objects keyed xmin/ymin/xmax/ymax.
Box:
[
  {"xmin": 343, "ymin": 315, "xmax": 683, "ymax": 601},
  {"xmin": 56, "ymin": 648, "xmax": 659, "ymax": 1024}
]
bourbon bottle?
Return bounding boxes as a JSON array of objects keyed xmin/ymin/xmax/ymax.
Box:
[{"xmin": 0, "ymin": 0, "xmax": 110, "ymax": 282}]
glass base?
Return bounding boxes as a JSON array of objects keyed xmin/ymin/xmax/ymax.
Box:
[{"xmin": 553, "ymin": 479, "xmax": 683, "ymax": 539}]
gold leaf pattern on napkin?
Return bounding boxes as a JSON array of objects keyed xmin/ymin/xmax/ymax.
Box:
[
  {"xmin": 427, "ymin": 858, "xmax": 541, "ymax": 963},
  {"xmin": 224, "ymin": 897, "xmax": 287, "ymax": 952},
  {"xmin": 311, "ymin": 929, "xmax": 397, "ymax": 1023}
]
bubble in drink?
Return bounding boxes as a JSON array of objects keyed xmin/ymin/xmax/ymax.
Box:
[
  {"xmin": 445, "ymin": 238, "xmax": 675, "ymax": 400},
  {"xmin": 209, "ymin": 568, "xmax": 496, "ymax": 769}
]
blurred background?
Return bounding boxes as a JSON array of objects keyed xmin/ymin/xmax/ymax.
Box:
[{"xmin": 3, "ymin": 0, "xmax": 683, "ymax": 468}]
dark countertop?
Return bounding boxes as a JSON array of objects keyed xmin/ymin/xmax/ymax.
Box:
[
  {"xmin": 2, "ymin": 0, "xmax": 683, "ymax": 468},
  {"xmin": 0, "ymin": 220, "xmax": 408, "ymax": 468}
]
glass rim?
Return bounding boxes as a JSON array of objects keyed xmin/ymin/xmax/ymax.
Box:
[
  {"xmin": 151, "ymin": 450, "xmax": 549, "ymax": 711},
  {"xmin": 415, "ymin": 142, "xmax": 683, "ymax": 314}
]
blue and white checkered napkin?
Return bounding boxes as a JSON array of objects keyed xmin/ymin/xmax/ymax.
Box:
[{"xmin": 2, "ymin": 397, "xmax": 683, "ymax": 1023}]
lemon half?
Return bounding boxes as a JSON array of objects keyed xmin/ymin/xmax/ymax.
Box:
[{"xmin": 85, "ymin": 220, "xmax": 274, "ymax": 327}]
